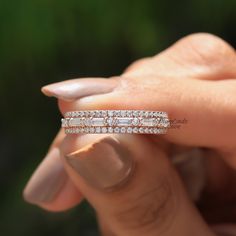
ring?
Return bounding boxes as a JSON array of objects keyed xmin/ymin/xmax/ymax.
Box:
[{"xmin": 62, "ymin": 110, "xmax": 170, "ymax": 134}]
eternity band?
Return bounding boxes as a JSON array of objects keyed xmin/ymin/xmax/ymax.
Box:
[{"xmin": 62, "ymin": 110, "xmax": 169, "ymax": 134}]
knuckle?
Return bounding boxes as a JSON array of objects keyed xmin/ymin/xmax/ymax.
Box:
[
  {"xmin": 182, "ymin": 33, "xmax": 236, "ymax": 66},
  {"xmin": 114, "ymin": 178, "xmax": 177, "ymax": 234}
]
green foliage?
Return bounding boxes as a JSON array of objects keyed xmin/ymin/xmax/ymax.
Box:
[{"xmin": 0, "ymin": 0, "xmax": 235, "ymax": 235}]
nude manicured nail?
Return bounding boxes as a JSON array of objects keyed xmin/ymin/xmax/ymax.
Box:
[
  {"xmin": 23, "ymin": 148, "xmax": 67, "ymax": 205},
  {"xmin": 41, "ymin": 78, "xmax": 118, "ymax": 101},
  {"xmin": 65, "ymin": 136, "xmax": 134, "ymax": 190}
]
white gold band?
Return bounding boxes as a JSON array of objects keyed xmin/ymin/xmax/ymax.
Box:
[{"xmin": 62, "ymin": 110, "xmax": 169, "ymax": 134}]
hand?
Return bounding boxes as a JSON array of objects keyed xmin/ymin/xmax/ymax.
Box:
[{"xmin": 24, "ymin": 33, "xmax": 236, "ymax": 236}]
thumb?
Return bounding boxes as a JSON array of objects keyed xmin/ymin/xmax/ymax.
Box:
[{"xmin": 60, "ymin": 134, "xmax": 213, "ymax": 236}]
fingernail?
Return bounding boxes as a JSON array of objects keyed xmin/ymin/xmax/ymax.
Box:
[
  {"xmin": 65, "ymin": 136, "xmax": 134, "ymax": 190},
  {"xmin": 41, "ymin": 78, "xmax": 118, "ymax": 101},
  {"xmin": 23, "ymin": 148, "xmax": 67, "ymax": 205}
]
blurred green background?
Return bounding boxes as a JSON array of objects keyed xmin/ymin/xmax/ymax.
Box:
[{"xmin": 0, "ymin": 0, "xmax": 235, "ymax": 235}]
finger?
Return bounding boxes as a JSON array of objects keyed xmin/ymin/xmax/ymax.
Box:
[
  {"xmin": 60, "ymin": 134, "xmax": 213, "ymax": 236},
  {"xmin": 124, "ymin": 33, "xmax": 236, "ymax": 80},
  {"xmin": 23, "ymin": 129, "xmax": 83, "ymax": 212},
  {"xmin": 57, "ymin": 76, "xmax": 236, "ymax": 149}
]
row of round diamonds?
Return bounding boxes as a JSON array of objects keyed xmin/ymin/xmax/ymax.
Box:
[
  {"xmin": 65, "ymin": 127, "xmax": 167, "ymax": 134},
  {"xmin": 64, "ymin": 110, "xmax": 168, "ymax": 118}
]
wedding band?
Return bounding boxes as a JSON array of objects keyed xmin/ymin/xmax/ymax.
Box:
[{"xmin": 62, "ymin": 110, "xmax": 169, "ymax": 134}]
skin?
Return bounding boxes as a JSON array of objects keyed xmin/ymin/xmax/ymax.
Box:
[{"xmin": 24, "ymin": 33, "xmax": 236, "ymax": 235}]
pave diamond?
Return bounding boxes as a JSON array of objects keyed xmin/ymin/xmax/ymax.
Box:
[
  {"xmin": 114, "ymin": 127, "xmax": 120, "ymax": 133},
  {"xmin": 108, "ymin": 127, "xmax": 113, "ymax": 133},
  {"xmin": 102, "ymin": 127, "xmax": 107, "ymax": 133},
  {"xmin": 95, "ymin": 127, "xmax": 101, "ymax": 133},
  {"xmin": 121, "ymin": 127, "xmax": 126, "ymax": 133},
  {"xmin": 127, "ymin": 127, "xmax": 133, "ymax": 133}
]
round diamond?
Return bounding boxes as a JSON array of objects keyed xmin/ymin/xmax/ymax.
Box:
[
  {"xmin": 115, "ymin": 111, "xmax": 121, "ymax": 116},
  {"xmin": 95, "ymin": 111, "xmax": 102, "ymax": 117},
  {"xmin": 133, "ymin": 111, "xmax": 139, "ymax": 117},
  {"xmin": 102, "ymin": 127, "xmax": 107, "ymax": 133},
  {"xmin": 89, "ymin": 111, "xmax": 96, "ymax": 116},
  {"xmin": 84, "ymin": 118, "xmax": 92, "ymax": 126},
  {"xmin": 144, "ymin": 111, "xmax": 149, "ymax": 117},
  {"xmin": 149, "ymin": 128, "xmax": 154, "ymax": 133},
  {"xmin": 120, "ymin": 110, "xmax": 126, "ymax": 117},
  {"xmin": 132, "ymin": 118, "xmax": 139, "ymax": 126},
  {"xmin": 121, "ymin": 127, "xmax": 126, "ymax": 133},
  {"xmin": 89, "ymin": 127, "xmax": 95, "ymax": 133},
  {"xmin": 107, "ymin": 117, "xmax": 116, "ymax": 126},
  {"xmin": 127, "ymin": 127, "xmax": 133, "ymax": 133},
  {"xmin": 139, "ymin": 111, "xmax": 145, "ymax": 117},
  {"xmin": 139, "ymin": 127, "xmax": 144, "ymax": 133},
  {"xmin": 114, "ymin": 127, "xmax": 120, "ymax": 133},
  {"xmin": 84, "ymin": 127, "xmax": 89, "ymax": 133},
  {"xmin": 108, "ymin": 110, "xmax": 114, "ymax": 116},
  {"xmin": 108, "ymin": 127, "xmax": 113, "ymax": 133},
  {"xmin": 102, "ymin": 110, "xmax": 107, "ymax": 116},
  {"xmin": 133, "ymin": 127, "xmax": 139, "ymax": 133},
  {"xmin": 127, "ymin": 111, "xmax": 132, "ymax": 117},
  {"xmin": 145, "ymin": 128, "xmax": 149, "ymax": 133},
  {"xmin": 95, "ymin": 127, "xmax": 101, "ymax": 133}
]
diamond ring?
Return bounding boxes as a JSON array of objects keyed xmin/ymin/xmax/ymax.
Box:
[{"xmin": 61, "ymin": 110, "xmax": 170, "ymax": 134}]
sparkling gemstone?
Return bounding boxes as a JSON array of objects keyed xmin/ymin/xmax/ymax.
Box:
[
  {"xmin": 89, "ymin": 127, "xmax": 95, "ymax": 133},
  {"xmin": 132, "ymin": 118, "xmax": 139, "ymax": 126},
  {"xmin": 71, "ymin": 112, "xmax": 77, "ymax": 117},
  {"xmin": 84, "ymin": 127, "xmax": 89, "ymax": 133},
  {"xmin": 144, "ymin": 111, "xmax": 149, "ymax": 117},
  {"xmin": 106, "ymin": 117, "xmax": 116, "ymax": 126},
  {"xmin": 139, "ymin": 111, "xmax": 145, "ymax": 117},
  {"xmin": 108, "ymin": 110, "xmax": 114, "ymax": 116},
  {"xmin": 127, "ymin": 127, "xmax": 133, "ymax": 133},
  {"xmin": 102, "ymin": 127, "xmax": 107, "ymax": 133},
  {"xmin": 108, "ymin": 127, "xmax": 113, "ymax": 133},
  {"xmin": 139, "ymin": 127, "xmax": 144, "ymax": 133},
  {"xmin": 133, "ymin": 127, "xmax": 139, "ymax": 133},
  {"xmin": 95, "ymin": 127, "xmax": 101, "ymax": 133},
  {"xmin": 114, "ymin": 127, "xmax": 120, "ymax": 133},
  {"xmin": 69, "ymin": 118, "xmax": 83, "ymax": 126},
  {"xmin": 121, "ymin": 127, "xmax": 126, "ymax": 133},
  {"xmin": 115, "ymin": 110, "xmax": 121, "ymax": 116},
  {"xmin": 120, "ymin": 110, "xmax": 126, "ymax": 117},
  {"xmin": 149, "ymin": 128, "xmax": 154, "ymax": 133},
  {"xmin": 141, "ymin": 118, "xmax": 157, "ymax": 126},
  {"xmin": 95, "ymin": 111, "xmax": 102, "ymax": 117},
  {"xmin": 102, "ymin": 110, "xmax": 107, "ymax": 116},
  {"xmin": 83, "ymin": 118, "xmax": 92, "ymax": 126},
  {"xmin": 127, "ymin": 111, "xmax": 132, "ymax": 117},
  {"xmin": 91, "ymin": 118, "xmax": 105, "ymax": 126},
  {"xmin": 61, "ymin": 119, "xmax": 68, "ymax": 127},
  {"xmin": 89, "ymin": 111, "xmax": 96, "ymax": 116},
  {"xmin": 145, "ymin": 128, "xmax": 149, "ymax": 133},
  {"xmin": 116, "ymin": 118, "xmax": 132, "ymax": 126},
  {"xmin": 133, "ymin": 111, "xmax": 139, "ymax": 117}
]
